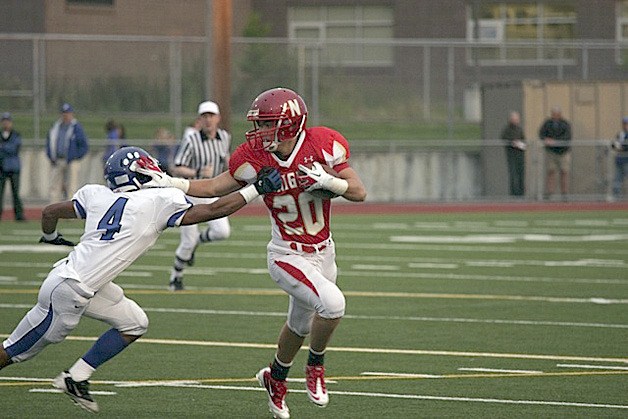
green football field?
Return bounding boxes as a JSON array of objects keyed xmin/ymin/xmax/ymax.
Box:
[{"xmin": 0, "ymin": 209, "xmax": 627, "ymax": 418}]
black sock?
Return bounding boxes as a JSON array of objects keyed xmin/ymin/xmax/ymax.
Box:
[
  {"xmin": 271, "ymin": 356, "xmax": 291, "ymax": 381},
  {"xmin": 307, "ymin": 349, "xmax": 325, "ymax": 366}
]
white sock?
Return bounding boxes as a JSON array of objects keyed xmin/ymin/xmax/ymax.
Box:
[{"xmin": 68, "ymin": 358, "xmax": 96, "ymax": 382}]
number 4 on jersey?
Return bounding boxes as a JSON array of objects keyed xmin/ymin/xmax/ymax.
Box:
[{"xmin": 97, "ymin": 197, "xmax": 128, "ymax": 240}]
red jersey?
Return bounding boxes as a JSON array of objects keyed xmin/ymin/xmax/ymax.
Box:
[{"xmin": 229, "ymin": 126, "xmax": 351, "ymax": 245}]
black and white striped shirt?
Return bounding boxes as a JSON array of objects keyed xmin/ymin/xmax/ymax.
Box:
[{"xmin": 173, "ymin": 128, "xmax": 231, "ymax": 179}]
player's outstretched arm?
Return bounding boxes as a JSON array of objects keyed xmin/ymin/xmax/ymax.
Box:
[
  {"xmin": 180, "ymin": 167, "xmax": 281, "ymax": 225},
  {"xmin": 132, "ymin": 161, "xmax": 241, "ymax": 198},
  {"xmin": 39, "ymin": 201, "xmax": 78, "ymax": 246}
]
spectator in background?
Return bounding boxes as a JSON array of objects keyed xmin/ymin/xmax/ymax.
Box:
[
  {"xmin": 152, "ymin": 127, "xmax": 177, "ymax": 175},
  {"xmin": 539, "ymin": 106, "xmax": 572, "ymax": 199},
  {"xmin": 500, "ymin": 111, "xmax": 526, "ymax": 196},
  {"xmin": 46, "ymin": 103, "xmax": 89, "ymax": 202},
  {"xmin": 0, "ymin": 113, "xmax": 24, "ymax": 221},
  {"xmin": 102, "ymin": 119, "xmax": 121, "ymax": 165},
  {"xmin": 611, "ymin": 116, "xmax": 628, "ymax": 199}
]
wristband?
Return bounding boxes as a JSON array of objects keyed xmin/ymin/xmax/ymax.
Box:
[
  {"xmin": 325, "ymin": 177, "xmax": 349, "ymax": 196},
  {"xmin": 238, "ymin": 184, "xmax": 260, "ymax": 204},
  {"xmin": 42, "ymin": 230, "xmax": 59, "ymax": 241},
  {"xmin": 172, "ymin": 178, "xmax": 190, "ymax": 193}
]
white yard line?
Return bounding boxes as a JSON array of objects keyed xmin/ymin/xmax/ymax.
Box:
[
  {"xmin": 1, "ymin": 283, "xmax": 627, "ymax": 304},
  {"xmin": 13, "ymin": 379, "xmax": 628, "ymax": 410},
  {"xmin": 92, "ymin": 382, "xmax": 628, "ymax": 410},
  {"xmin": 1, "ymin": 303, "xmax": 625, "ymax": 329},
  {"xmin": 4, "ymin": 257, "xmax": 627, "ymax": 285},
  {"xmin": 361, "ymin": 372, "xmax": 442, "ymax": 378},
  {"xmin": 0, "ymin": 333, "xmax": 625, "ymax": 364},
  {"xmin": 29, "ymin": 388, "xmax": 117, "ymax": 395},
  {"xmin": 458, "ymin": 368, "xmax": 543, "ymax": 374},
  {"xmin": 556, "ymin": 364, "xmax": 628, "ymax": 371}
]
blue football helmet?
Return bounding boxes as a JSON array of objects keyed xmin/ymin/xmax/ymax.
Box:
[{"xmin": 104, "ymin": 146, "xmax": 161, "ymax": 192}]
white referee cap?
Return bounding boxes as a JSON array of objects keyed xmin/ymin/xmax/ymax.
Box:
[{"xmin": 198, "ymin": 101, "xmax": 220, "ymax": 115}]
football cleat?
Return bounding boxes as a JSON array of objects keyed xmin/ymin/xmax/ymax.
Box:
[
  {"xmin": 169, "ymin": 277, "xmax": 184, "ymax": 291},
  {"xmin": 53, "ymin": 371, "xmax": 99, "ymax": 413},
  {"xmin": 256, "ymin": 366, "xmax": 290, "ymax": 419},
  {"xmin": 305, "ymin": 365, "xmax": 329, "ymax": 407}
]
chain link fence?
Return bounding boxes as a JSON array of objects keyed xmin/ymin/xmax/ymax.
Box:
[{"xmin": 1, "ymin": 33, "xmax": 626, "ymax": 203}]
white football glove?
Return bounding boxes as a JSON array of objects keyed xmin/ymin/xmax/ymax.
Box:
[
  {"xmin": 130, "ymin": 161, "xmax": 190, "ymax": 193},
  {"xmin": 297, "ymin": 162, "xmax": 348, "ymax": 195}
]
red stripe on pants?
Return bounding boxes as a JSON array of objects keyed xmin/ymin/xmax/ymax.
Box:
[{"xmin": 275, "ymin": 260, "xmax": 319, "ymax": 297}]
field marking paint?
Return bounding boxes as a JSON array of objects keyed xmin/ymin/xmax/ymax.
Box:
[
  {"xmin": 18, "ymin": 379, "xmax": 628, "ymax": 410},
  {"xmin": 0, "ymin": 245, "xmax": 70, "ymax": 254},
  {"xmin": 1, "ymin": 333, "xmax": 625, "ymax": 364},
  {"xmin": 557, "ymin": 364, "xmax": 628, "ymax": 371},
  {"xmin": 361, "ymin": 372, "xmax": 442, "ymax": 378},
  {"xmin": 4, "ymin": 256, "xmax": 627, "ymax": 286},
  {"xmin": 408, "ymin": 262, "xmax": 459, "ymax": 269},
  {"xmin": 1, "ymin": 287, "xmax": 627, "ymax": 304},
  {"xmin": 458, "ymin": 368, "xmax": 543, "ymax": 374},
  {"xmin": 0, "ymin": 276, "xmax": 17, "ymax": 282},
  {"xmin": 390, "ymin": 234, "xmax": 628, "ymax": 244},
  {"xmin": 2, "ymin": 303, "xmax": 626, "ymax": 329},
  {"xmin": 351, "ymin": 264, "xmax": 400, "ymax": 271},
  {"xmin": 29, "ymin": 388, "xmax": 117, "ymax": 396},
  {"xmin": 82, "ymin": 382, "xmax": 628, "ymax": 410},
  {"xmin": 4, "ymin": 238, "xmax": 628, "ymax": 258}
]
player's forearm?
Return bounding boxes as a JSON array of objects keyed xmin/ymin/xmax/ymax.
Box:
[
  {"xmin": 41, "ymin": 201, "xmax": 77, "ymax": 234},
  {"xmin": 187, "ymin": 171, "xmax": 241, "ymax": 198},
  {"xmin": 338, "ymin": 168, "xmax": 367, "ymax": 202},
  {"xmin": 183, "ymin": 185, "xmax": 258, "ymax": 224},
  {"xmin": 342, "ymin": 179, "xmax": 367, "ymax": 202}
]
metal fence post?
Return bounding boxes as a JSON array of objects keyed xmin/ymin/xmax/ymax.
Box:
[
  {"xmin": 169, "ymin": 40, "xmax": 182, "ymax": 137},
  {"xmin": 423, "ymin": 45, "xmax": 431, "ymax": 121},
  {"xmin": 447, "ymin": 46, "xmax": 455, "ymax": 139},
  {"xmin": 310, "ymin": 45, "xmax": 320, "ymax": 127},
  {"xmin": 32, "ymin": 37, "xmax": 40, "ymax": 142},
  {"xmin": 582, "ymin": 46, "xmax": 589, "ymax": 80}
]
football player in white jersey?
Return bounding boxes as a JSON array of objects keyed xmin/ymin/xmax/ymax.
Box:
[
  {"xmin": 0, "ymin": 147, "xmax": 281, "ymax": 413},
  {"xmin": 133, "ymin": 88, "xmax": 367, "ymax": 419}
]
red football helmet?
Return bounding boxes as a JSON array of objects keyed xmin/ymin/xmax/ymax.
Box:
[{"xmin": 245, "ymin": 87, "xmax": 308, "ymax": 152}]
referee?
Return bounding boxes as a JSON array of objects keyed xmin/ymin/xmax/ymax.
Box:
[{"xmin": 168, "ymin": 101, "xmax": 232, "ymax": 290}]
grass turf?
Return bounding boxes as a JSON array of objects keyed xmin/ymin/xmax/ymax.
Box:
[{"xmin": 0, "ymin": 210, "xmax": 626, "ymax": 417}]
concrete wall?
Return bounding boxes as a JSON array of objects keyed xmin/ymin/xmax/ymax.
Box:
[{"xmin": 8, "ymin": 148, "xmax": 482, "ymax": 205}]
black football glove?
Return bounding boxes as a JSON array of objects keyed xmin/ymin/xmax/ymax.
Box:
[
  {"xmin": 254, "ymin": 167, "xmax": 282, "ymax": 194},
  {"xmin": 39, "ymin": 233, "xmax": 75, "ymax": 247}
]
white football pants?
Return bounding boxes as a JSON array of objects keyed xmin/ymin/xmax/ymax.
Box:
[
  {"xmin": 2, "ymin": 265, "xmax": 148, "ymax": 363},
  {"xmin": 267, "ymin": 240, "xmax": 345, "ymax": 337}
]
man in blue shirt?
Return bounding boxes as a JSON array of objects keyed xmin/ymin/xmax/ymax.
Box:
[
  {"xmin": 0, "ymin": 112, "xmax": 24, "ymax": 221},
  {"xmin": 46, "ymin": 103, "xmax": 89, "ymax": 202}
]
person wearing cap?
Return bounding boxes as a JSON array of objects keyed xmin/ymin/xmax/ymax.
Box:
[
  {"xmin": 167, "ymin": 100, "xmax": 232, "ymax": 290},
  {"xmin": 45, "ymin": 103, "xmax": 89, "ymax": 202},
  {"xmin": 0, "ymin": 112, "xmax": 24, "ymax": 221},
  {"xmin": 538, "ymin": 106, "xmax": 572, "ymax": 199},
  {"xmin": 611, "ymin": 117, "xmax": 628, "ymax": 198}
]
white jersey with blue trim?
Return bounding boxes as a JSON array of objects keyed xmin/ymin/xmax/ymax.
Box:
[{"xmin": 54, "ymin": 184, "xmax": 191, "ymax": 292}]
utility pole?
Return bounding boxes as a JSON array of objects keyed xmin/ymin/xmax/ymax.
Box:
[{"xmin": 212, "ymin": 0, "xmax": 232, "ymax": 130}]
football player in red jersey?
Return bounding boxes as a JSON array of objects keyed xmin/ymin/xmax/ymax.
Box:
[{"xmin": 134, "ymin": 87, "xmax": 366, "ymax": 419}]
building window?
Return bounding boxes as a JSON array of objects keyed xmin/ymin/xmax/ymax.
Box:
[
  {"xmin": 288, "ymin": 6, "xmax": 394, "ymax": 67},
  {"xmin": 467, "ymin": 2, "xmax": 576, "ymax": 65}
]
